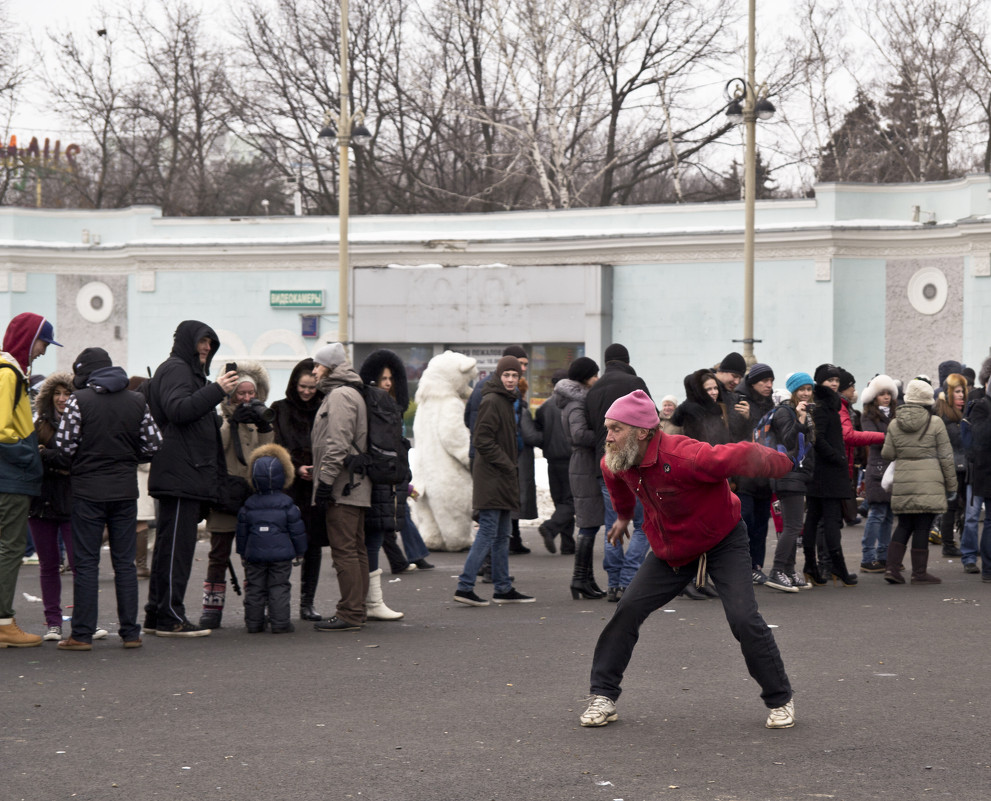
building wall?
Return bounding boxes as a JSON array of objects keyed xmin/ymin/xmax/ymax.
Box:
[{"xmin": 3, "ymin": 176, "xmax": 991, "ymax": 403}]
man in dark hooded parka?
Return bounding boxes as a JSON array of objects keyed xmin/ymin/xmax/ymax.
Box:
[{"xmin": 143, "ymin": 321, "xmax": 238, "ymax": 637}]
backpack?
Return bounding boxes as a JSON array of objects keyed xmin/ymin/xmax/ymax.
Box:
[
  {"xmin": 753, "ymin": 405, "xmax": 809, "ymax": 470},
  {"xmin": 341, "ymin": 383, "xmax": 405, "ymax": 495}
]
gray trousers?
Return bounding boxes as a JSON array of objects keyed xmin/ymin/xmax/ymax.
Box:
[{"xmin": 243, "ymin": 560, "xmax": 293, "ymax": 630}]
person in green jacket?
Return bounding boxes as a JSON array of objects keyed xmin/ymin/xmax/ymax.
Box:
[{"xmin": 881, "ymin": 379, "xmax": 957, "ymax": 585}]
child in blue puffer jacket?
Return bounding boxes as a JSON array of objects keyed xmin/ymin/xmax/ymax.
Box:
[{"xmin": 236, "ymin": 443, "xmax": 307, "ymax": 633}]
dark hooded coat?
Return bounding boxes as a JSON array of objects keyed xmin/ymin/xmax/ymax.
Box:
[
  {"xmin": 806, "ymin": 383, "xmax": 852, "ymax": 499},
  {"xmin": 235, "ymin": 443, "xmax": 307, "ymax": 563},
  {"xmin": 271, "ymin": 357, "xmax": 327, "ymax": 546},
  {"xmin": 359, "ymin": 349, "xmax": 411, "ymax": 533},
  {"xmin": 671, "ymin": 370, "xmax": 733, "ymax": 446},
  {"xmin": 147, "ymin": 320, "xmax": 227, "ymax": 501}
]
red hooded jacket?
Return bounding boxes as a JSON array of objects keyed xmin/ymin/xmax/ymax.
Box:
[
  {"xmin": 839, "ymin": 396, "xmax": 883, "ymax": 478},
  {"xmin": 602, "ymin": 432, "xmax": 792, "ymax": 567},
  {"xmin": 2, "ymin": 312, "xmax": 48, "ymax": 372}
]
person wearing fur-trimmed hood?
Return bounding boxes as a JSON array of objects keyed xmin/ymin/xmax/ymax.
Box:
[
  {"xmin": 199, "ymin": 361, "xmax": 275, "ymax": 630},
  {"xmin": 236, "ymin": 443, "xmax": 307, "ymax": 633}
]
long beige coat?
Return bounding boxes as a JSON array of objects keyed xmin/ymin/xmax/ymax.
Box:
[{"xmin": 311, "ymin": 365, "xmax": 371, "ymax": 508}]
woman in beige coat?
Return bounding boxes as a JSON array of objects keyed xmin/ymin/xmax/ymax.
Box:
[{"xmin": 881, "ymin": 379, "xmax": 957, "ymax": 585}]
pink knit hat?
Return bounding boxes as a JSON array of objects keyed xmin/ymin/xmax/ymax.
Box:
[{"xmin": 605, "ymin": 390, "xmax": 660, "ymax": 429}]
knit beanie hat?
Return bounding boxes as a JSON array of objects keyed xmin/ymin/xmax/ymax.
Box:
[
  {"xmin": 838, "ymin": 368, "xmax": 856, "ymax": 392},
  {"xmin": 495, "ymin": 355, "xmax": 522, "ymax": 377},
  {"xmin": 567, "ymin": 356, "xmax": 599, "ymax": 383},
  {"xmin": 785, "ymin": 372, "xmax": 814, "ymax": 394},
  {"xmin": 718, "ymin": 352, "xmax": 747, "ymax": 376},
  {"xmin": 605, "ymin": 390, "xmax": 660, "ymax": 430},
  {"xmin": 860, "ymin": 374, "xmax": 898, "ymax": 406},
  {"xmin": 72, "ymin": 347, "xmax": 113, "ymax": 389},
  {"xmin": 603, "ymin": 343, "xmax": 630, "ymax": 364},
  {"xmin": 502, "ymin": 345, "xmax": 528, "ymax": 360},
  {"xmin": 660, "ymin": 394, "xmax": 678, "ymax": 407},
  {"xmin": 904, "ymin": 378, "xmax": 935, "ymax": 406},
  {"xmin": 814, "ymin": 363, "xmax": 841, "ymax": 385},
  {"xmin": 747, "ymin": 362, "xmax": 774, "ymax": 385},
  {"xmin": 313, "ymin": 342, "xmax": 347, "ymax": 370}
]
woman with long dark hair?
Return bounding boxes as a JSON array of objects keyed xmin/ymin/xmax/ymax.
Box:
[
  {"xmin": 271, "ymin": 358, "xmax": 327, "ymax": 621},
  {"xmin": 358, "ymin": 349, "xmax": 419, "ymax": 619}
]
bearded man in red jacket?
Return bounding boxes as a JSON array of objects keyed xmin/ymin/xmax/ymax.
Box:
[{"xmin": 579, "ymin": 390, "xmax": 798, "ymax": 731}]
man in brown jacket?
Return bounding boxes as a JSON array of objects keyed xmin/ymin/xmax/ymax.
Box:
[
  {"xmin": 453, "ymin": 355, "xmax": 535, "ymax": 606},
  {"xmin": 310, "ymin": 343, "xmax": 371, "ymax": 631}
]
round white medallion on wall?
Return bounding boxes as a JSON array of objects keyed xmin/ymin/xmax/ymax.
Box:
[
  {"xmin": 906, "ymin": 267, "xmax": 948, "ymax": 315},
  {"xmin": 76, "ymin": 281, "xmax": 114, "ymax": 323}
]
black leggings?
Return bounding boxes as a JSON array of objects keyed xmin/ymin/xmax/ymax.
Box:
[{"xmin": 892, "ymin": 512, "xmax": 935, "ymax": 550}]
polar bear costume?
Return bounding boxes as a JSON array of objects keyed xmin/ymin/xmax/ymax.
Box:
[{"xmin": 410, "ymin": 350, "xmax": 478, "ymax": 551}]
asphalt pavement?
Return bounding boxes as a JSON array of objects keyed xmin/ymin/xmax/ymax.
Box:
[{"xmin": 3, "ymin": 523, "xmax": 990, "ymax": 801}]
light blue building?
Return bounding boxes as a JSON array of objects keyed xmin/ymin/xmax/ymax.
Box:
[{"xmin": 2, "ymin": 174, "xmax": 990, "ymax": 401}]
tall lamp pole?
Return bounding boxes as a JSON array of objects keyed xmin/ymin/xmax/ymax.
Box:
[
  {"xmin": 318, "ymin": 0, "xmax": 371, "ymax": 349},
  {"xmin": 725, "ymin": 0, "xmax": 774, "ymax": 367}
]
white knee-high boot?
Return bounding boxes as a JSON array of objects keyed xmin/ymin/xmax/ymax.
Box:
[{"xmin": 366, "ymin": 568, "xmax": 404, "ymax": 620}]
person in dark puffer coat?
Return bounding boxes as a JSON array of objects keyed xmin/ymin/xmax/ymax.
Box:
[{"xmin": 236, "ymin": 443, "xmax": 307, "ymax": 633}]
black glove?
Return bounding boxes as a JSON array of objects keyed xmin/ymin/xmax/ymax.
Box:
[
  {"xmin": 232, "ymin": 404, "xmax": 255, "ymax": 424},
  {"xmin": 314, "ymin": 481, "xmax": 335, "ymax": 507},
  {"xmin": 255, "ymin": 419, "xmax": 273, "ymax": 434},
  {"xmin": 946, "ymin": 492, "xmax": 958, "ymax": 504}
]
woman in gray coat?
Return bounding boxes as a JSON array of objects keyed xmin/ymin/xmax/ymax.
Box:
[
  {"xmin": 555, "ymin": 357, "xmax": 606, "ymax": 599},
  {"xmin": 881, "ymin": 379, "xmax": 957, "ymax": 585}
]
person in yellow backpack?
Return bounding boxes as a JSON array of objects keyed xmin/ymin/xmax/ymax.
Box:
[{"xmin": 0, "ymin": 313, "xmax": 61, "ymax": 647}]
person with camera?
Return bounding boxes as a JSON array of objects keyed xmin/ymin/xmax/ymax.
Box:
[
  {"xmin": 144, "ymin": 321, "xmax": 239, "ymax": 638},
  {"xmin": 199, "ymin": 361, "xmax": 274, "ymax": 630}
]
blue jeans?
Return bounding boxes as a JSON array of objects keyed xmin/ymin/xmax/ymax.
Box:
[
  {"xmin": 589, "ymin": 521, "xmax": 792, "ymax": 708},
  {"xmin": 961, "ymin": 487, "xmax": 991, "ymax": 575},
  {"xmin": 599, "ymin": 477, "xmax": 649, "ymax": 588},
  {"xmin": 71, "ymin": 497, "xmax": 140, "ymax": 643},
  {"xmin": 400, "ymin": 511, "xmax": 430, "ymax": 563},
  {"xmin": 740, "ymin": 493, "xmax": 772, "ymax": 569},
  {"xmin": 458, "ymin": 509, "xmax": 512, "ymax": 594},
  {"xmin": 862, "ymin": 502, "xmax": 893, "ymax": 563}
]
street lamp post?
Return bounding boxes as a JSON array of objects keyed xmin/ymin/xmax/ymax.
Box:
[
  {"xmin": 724, "ymin": 0, "xmax": 775, "ymax": 367},
  {"xmin": 317, "ymin": 0, "xmax": 371, "ymax": 349}
]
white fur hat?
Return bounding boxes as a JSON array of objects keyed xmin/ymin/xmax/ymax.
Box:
[{"xmin": 860, "ymin": 374, "xmax": 898, "ymax": 406}]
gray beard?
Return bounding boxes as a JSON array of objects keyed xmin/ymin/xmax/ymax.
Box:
[{"xmin": 604, "ymin": 433, "xmax": 642, "ymax": 473}]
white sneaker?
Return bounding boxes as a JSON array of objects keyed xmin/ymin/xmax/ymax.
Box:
[
  {"xmin": 43, "ymin": 626, "xmax": 62, "ymax": 641},
  {"xmin": 580, "ymin": 695, "xmax": 618, "ymax": 727},
  {"xmin": 93, "ymin": 629, "xmax": 109, "ymax": 640},
  {"xmin": 766, "ymin": 699, "xmax": 795, "ymax": 729}
]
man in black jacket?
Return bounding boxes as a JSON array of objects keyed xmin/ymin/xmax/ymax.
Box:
[
  {"xmin": 143, "ymin": 321, "xmax": 238, "ymax": 637},
  {"xmin": 584, "ymin": 343, "xmax": 651, "ymax": 600},
  {"xmin": 54, "ymin": 348, "xmax": 162, "ymax": 650}
]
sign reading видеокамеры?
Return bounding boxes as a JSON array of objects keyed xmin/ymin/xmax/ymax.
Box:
[{"xmin": 269, "ymin": 290, "xmax": 324, "ymax": 308}]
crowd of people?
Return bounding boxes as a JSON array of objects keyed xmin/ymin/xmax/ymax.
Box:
[{"xmin": 2, "ymin": 313, "xmax": 988, "ymax": 677}]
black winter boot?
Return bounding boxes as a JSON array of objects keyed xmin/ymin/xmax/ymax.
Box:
[
  {"xmin": 570, "ymin": 534, "xmax": 606, "ymax": 599},
  {"xmin": 828, "ymin": 550, "xmax": 857, "ymax": 586}
]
